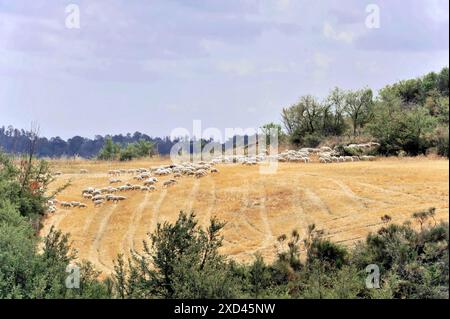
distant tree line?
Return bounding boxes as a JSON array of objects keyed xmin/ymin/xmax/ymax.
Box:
[
  {"xmin": 279, "ymin": 67, "xmax": 449, "ymax": 157},
  {"xmin": 0, "ymin": 128, "xmax": 177, "ymax": 158},
  {"xmin": 0, "ymin": 126, "xmax": 265, "ymax": 160}
]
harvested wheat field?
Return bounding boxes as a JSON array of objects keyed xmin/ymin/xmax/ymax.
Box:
[{"xmin": 40, "ymin": 157, "xmax": 449, "ymax": 275}]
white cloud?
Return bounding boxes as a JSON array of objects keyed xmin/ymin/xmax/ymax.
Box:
[
  {"xmin": 424, "ymin": 0, "xmax": 449, "ymax": 23},
  {"xmin": 314, "ymin": 52, "xmax": 333, "ymax": 69},
  {"xmin": 323, "ymin": 22, "xmax": 354, "ymax": 44},
  {"xmin": 276, "ymin": 0, "xmax": 292, "ymax": 11},
  {"xmin": 217, "ymin": 59, "xmax": 255, "ymax": 76}
]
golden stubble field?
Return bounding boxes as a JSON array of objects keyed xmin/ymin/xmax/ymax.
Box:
[{"xmin": 40, "ymin": 157, "xmax": 449, "ymax": 276}]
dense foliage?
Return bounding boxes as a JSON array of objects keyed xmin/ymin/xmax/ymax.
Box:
[
  {"xmin": 0, "ymin": 152, "xmax": 111, "ymax": 298},
  {"xmin": 279, "ymin": 67, "xmax": 449, "ymax": 156},
  {"xmin": 97, "ymin": 137, "xmax": 156, "ymax": 161},
  {"xmin": 112, "ymin": 211, "xmax": 448, "ymax": 299}
]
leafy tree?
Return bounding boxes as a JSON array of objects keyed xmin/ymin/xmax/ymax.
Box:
[
  {"xmin": 352, "ymin": 218, "xmax": 448, "ymax": 299},
  {"xmin": 307, "ymin": 239, "xmax": 348, "ymax": 270},
  {"xmin": 249, "ymin": 254, "xmax": 272, "ymax": 298},
  {"xmin": 399, "ymin": 107, "xmax": 437, "ymax": 155},
  {"xmin": 97, "ymin": 137, "xmax": 121, "ymax": 160},
  {"xmin": 323, "ymin": 87, "xmax": 348, "ymax": 135},
  {"xmin": 133, "ymin": 139, "xmax": 155, "ymax": 157},
  {"xmin": 435, "ymin": 126, "xmax": 449, "ymax": 158},
  {"xmin": 113, "ymin": 212, "xmax": 238, "ymax": 299},
  {"xmin": 437, "ymin": 67, "xmax": 449, "ymax": 96},
  {"xmin": 261, "ymin": 122, "xmax": 286, "ymax": 147},
  {"xmin": 0, "ymin": 149, "xmax": 111, "ymax": 299},
  {"xmin": 344, "ymin": 88, "xmax": 373, "ymax": 136},
  {"xmin": 367, "ymin": 93, "xmax": 437, "ymax": 155}
]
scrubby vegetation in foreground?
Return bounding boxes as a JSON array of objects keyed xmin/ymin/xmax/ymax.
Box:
[{"xmin": 1, "ymin": 151, "xmax": 448, "ymax": 299}]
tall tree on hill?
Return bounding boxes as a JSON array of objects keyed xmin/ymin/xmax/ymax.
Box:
[{"xmin": 344, "ymin": 88, "xmax": 373, "ymax": 136}]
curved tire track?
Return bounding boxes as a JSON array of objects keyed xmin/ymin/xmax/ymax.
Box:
[
  {"xmin": 202, "ymin": 178, "xmax": 217, "ymax": 227},
  {"xmin": 148, "ymin": 189, "xmax": 168, "ymax": 234},
  {"xmin": 303, "ymin": 188, "xmax": 333, "ymax": 216},
  {"xmin": 187, "ymin": 179, "xmax": 200, "ymax": 212},
  {"xmin": 88, "ymin": 205, "xmax": 118, "ymax": 274},
  {"xmin": 121, "ymin": 192, "xmax": 150, "ymax": 254}
]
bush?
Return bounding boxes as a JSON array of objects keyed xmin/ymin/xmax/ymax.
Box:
[
  {"xmin": 0, "ymin": 149, "xmax": 111, "ymax": 299},
  {"xmin": 334, "ymin": 144, "xmax": 363, "ymax": 156},
  {"xmin": 302, "ymin": 133, "xmax": 323, "ymax": 148},
  {"xmin": 436, "ymin": 126, "xmax": 449, "ymax": 158},
  {"xmin": 113, "ymin": 212, "xmax": 239, "ymax": 299},
  {"xmin": 98, "ymin": 138, "xmax": 155, "ymax": 161},
  {"xmin": 97, "ymin": 137, "xmax": 121, "ymax": 160},
  {"xmin": 307, "ymin": 239, "xmax": 348, "ymax": 269},
  {"xmin": 351, "ymin": 219, "xmax": 449, "ymax": 299}
]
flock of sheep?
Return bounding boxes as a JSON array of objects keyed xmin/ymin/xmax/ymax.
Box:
[
  {"xmin": 206, "ymin": 143, "xmax": 379, "ymax": 165},
  {"xmin": 48, "ymin": 161, "xmax": 221, "ymax": 212},
  {"xmin": 47, "ymin": 142, "xmax": 380, "ymax": 214}
]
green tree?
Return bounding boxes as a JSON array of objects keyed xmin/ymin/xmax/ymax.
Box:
[
  {"xmin": 113, "ymin": 212, "xmax": 238, "ymax": 299},
  {"xmin": 344, "ymin": 88, "xmax": 373, "ymax": 136},
  {"xmin": 261, "ymin": 122, "xmax": 286, "ymax": 147},
  {"xmin": 98, "ymin": 137, "xmax": 121, "ymax": 160},
  {"xmin": 281, "ymin": 95, "xmax": 324, "ymax": 146},
  {"xmin": 249, "ymin": 254, "xmax": 272, "ymax": 298},
  {"xmin": 324, "ymin": 87, "xmax": 348, "ymax": 135},
  {"xmin": 399, "ymin": 107, "xmax": 437, "ymax": 155},
  {"xmin": 367, "ymin": 94, "xmax": 437, "ymax": 155},
  {"xmin": 0, "ymin": 149, "xmax": 111, "ymax": 299},
  {"xmin": 133, "ymin": 139, "xmax": 155, "ymax": 157}
]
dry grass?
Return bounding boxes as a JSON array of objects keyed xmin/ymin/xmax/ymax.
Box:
[{"xmin": 40, "ymin": 157, "xmax": 449, "ymax": 276}]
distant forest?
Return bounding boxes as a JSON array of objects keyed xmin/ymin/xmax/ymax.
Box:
[{"xmin": 0, "ymin": 128, "xmax": 177, "ymax": 157}]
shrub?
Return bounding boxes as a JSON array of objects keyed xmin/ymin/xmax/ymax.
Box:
[
  {"xmin": 307, "ymin": 239, "xmax": 348, "ymax": 269},
  {"xmin": 436, "ymin": 126, "xmax": 449, "ymax": 158},
  {"xmin": 302, "ymin": 133, "xmax": 323, "ymax": 148},
  {"xmin": 98, "ymin": 138, "xmax": 155, "ymax": 161},
  {"xmin": 113, "ymin": 212, "xmax": 238, "ymax": 299}
]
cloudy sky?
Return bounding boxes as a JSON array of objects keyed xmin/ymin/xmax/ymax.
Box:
[{"xmin": 0, "ymin": 0, "xmax": 448, "ymax": 139}]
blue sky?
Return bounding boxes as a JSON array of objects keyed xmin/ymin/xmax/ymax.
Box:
[{"xmin": 0, "ymin": 0, "xmax": 448, "ymax": 139}]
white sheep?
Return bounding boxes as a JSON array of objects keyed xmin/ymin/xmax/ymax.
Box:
[
  {"xmin": 60, "ymin": 201, "xmax": 72, "ymax": 208},
  {"xmin": 163, "ymin": 179, "xmax": 177, "ymax": 188},
  {"xmin": 109, "ymin": 178, "xmax": 122, "ymax": 184},
  {"xmin": 71, "ymin": 201, "xmax": 81, "ymax": 207},
  {"xmin": 195, "ymin": 169, "xmax": 208, "ymax": 178},
  {"xmin": 143, "ymin": 179, "xmax": 156, "ymax": 186},
  {"xmin": 82, "ymin": 193, "xmax": 92, "ymax": 200},
  {"xmin": 92, "ymin": 195, "xmax": 106, "ymax": 201},
  {"xmin": 94, "ymin": 199, "xmax": 104, "ymax": 207},
  {"xmin": 82, "ymin": 187, "xmax": 95, "ymax": 195}
]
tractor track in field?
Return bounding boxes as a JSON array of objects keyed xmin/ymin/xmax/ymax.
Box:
[
  {"xmin": 121, "ymin": 192, "xmax": 151, "ymax": 254},
  {"xmin": 88, "ymin": 205, "xmax": 119, "ymax": 274}
]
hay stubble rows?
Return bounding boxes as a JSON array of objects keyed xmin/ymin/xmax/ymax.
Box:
[{"xmin": 40, "ymin": 158, "xmax": 449, "ymax": 275}]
